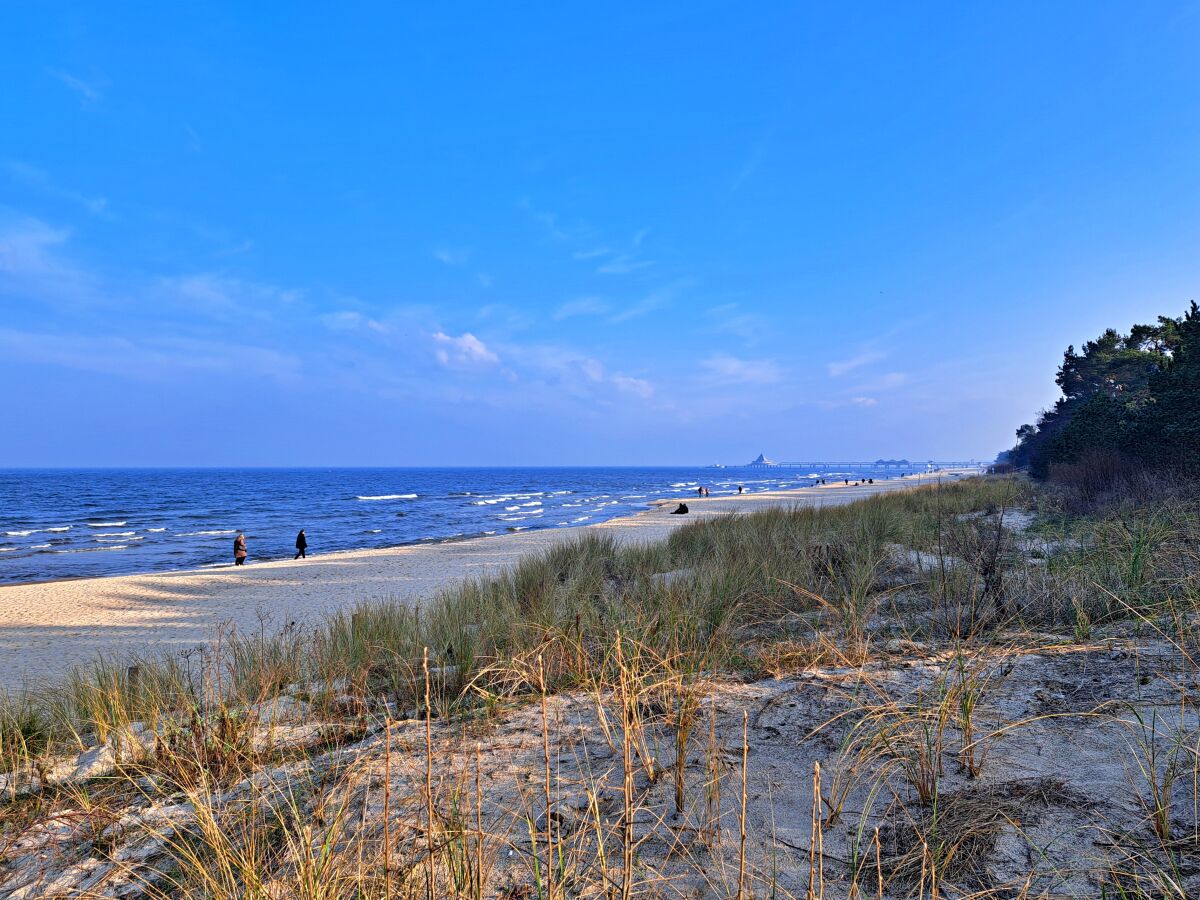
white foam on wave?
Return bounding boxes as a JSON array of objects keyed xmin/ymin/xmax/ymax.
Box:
[
  {"xmin": 505, "ymin": 506, "xmax": 521, "ymax": 511},
  {"xmin": 30, "ymin": 543, "xmax": 51, "ymax": 549},
  {"xmin": 88, "ymin": 521, "xmax": 127, "ymax": 527},
  {"xmin": 96, "ymin": 535, "xmax": 142, "ymax": 543},
  {"xmin": 146, "ymin": 527, "xmax": 167, "ymax": 533},
  {"xmin": 520, "ymin": 501, "xmax": 542, "ymax": 507},
  {"xmin": 55, "ymin": 545, "xmax": 128, "ymax": 553},
  {"xmin": 357, "ymin": 494, "xmax": 418, "ymax": 501},
  {"xmin": 5, "ymin": 529, "xmax": 36, "ymax": 536},
  {"xmin": 180, "ymin": 529, "xmax": 237, "ymax": 536},
  {"xmin": 0, "ymin": 546, "xmax": 18, "ymax": 553},
  {"xmin": 94, "ymin": 531, "xmax": 135, "ymax": 538},
  {"xmin": 46, "ymin": 526, "xmax": 71, "ymax": 533}
]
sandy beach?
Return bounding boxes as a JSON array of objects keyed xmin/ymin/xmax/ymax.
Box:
[{"xmin": 0, "ymin": 471, "xmax": 969, "ymax": 691}]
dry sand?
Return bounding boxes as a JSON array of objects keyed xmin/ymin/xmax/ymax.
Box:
[{"xmin": 0, "ymin": 471, "xmax": 971, "ymax": 691}]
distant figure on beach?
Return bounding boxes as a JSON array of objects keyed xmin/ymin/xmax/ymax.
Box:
[
  {"xmin": 868, "ymin": 478, "xmax": 874, "ymax": 484},
  {"xmin": 233, "ymin": 533, "xmax": 247, "ymax": 566},
  {"xmin": 738, "ymin": 484, "xmax": 743, "ymax": 494},
  {"xmin": 294, "ymin": 529, "xmax": 307, "ymax": 559},
  {"xmin": 671, "ymin": 502, "xmax": 689, "ymax": 514},
  {"xmin": 697, "ymin": 486, "xmax": 704, "ymax": 498}
]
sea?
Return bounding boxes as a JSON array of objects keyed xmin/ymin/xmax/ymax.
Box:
[{"xmin": 0, "ymin": 466, "xmax": 919, "ymax": 585}]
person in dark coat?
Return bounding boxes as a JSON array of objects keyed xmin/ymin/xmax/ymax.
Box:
[
  {"xmin": 233, "ymin": 533, "xmax": 248, "ymax": 565},
  {"xmin": 294, "ymin": 529, "xmax": 307, "ymax": 560}
]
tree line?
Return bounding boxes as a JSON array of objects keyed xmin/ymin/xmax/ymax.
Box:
[{"xmin": 1002, "ymin": 301, "xmax": 1200, "ymax": 478}]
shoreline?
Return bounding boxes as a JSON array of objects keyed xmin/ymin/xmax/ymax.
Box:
[
  {"xmin": 0, "ymin": 469, "xmax": 972, "ymax": 690},
  {"xmin": 0, "ymin": 471, "xmax": 950, "ymax": 589}
]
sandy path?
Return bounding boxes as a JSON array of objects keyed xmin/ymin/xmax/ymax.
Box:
[{"xmin": 0, "ymin": 472, "xmax": 969, "ymax": 690}]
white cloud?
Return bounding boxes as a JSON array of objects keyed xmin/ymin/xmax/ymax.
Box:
[
  {"xmin": 702, "ymin": 354, "xmax": 784, "ymax": 385},
  {"xmin": 572, "ymin": 247, "xmax": 610, "ymax": 260},
  {"xmin": 828, "ymin": 349, "xmax": 885, "ymax": 377},
  {"xmin": 850, "ymin": 396, "xmax": 878, "ymax": 407},
  {"xmin": 432, "ymin": 331, "xmax": 499, "ymax": 366},
  {"xmin": 553, "ymin": 297, "xmax": 611, "ymax": 320}
]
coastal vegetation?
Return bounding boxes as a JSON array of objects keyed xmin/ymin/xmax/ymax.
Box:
[
  {"xmin": 3, "ymin": 467, "xmax": 1200, "ymax": 896},
  {"xmin": 1003, "ymin": 300, "xmax": 1200, "ymax": 481}
]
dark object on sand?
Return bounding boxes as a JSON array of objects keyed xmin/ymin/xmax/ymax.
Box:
[
  {"xmin": 294, "ymin": 529, "xmax": 307, "ymax": 559},
  {"xmin": 671, "ymin": 503, "xmax": 689, "ymax": 515},
  {"xmin": 233, "ymin": 533, "xmax": 247, "ymax": 565}
]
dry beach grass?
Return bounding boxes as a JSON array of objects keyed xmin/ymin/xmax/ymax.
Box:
[{"xmin": 3, "ymin": 473, "xmax": 1200, "ymax": 897}]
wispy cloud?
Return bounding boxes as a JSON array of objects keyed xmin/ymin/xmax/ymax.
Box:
[
  {"xmin": 432, "ymin": 331, "xmax": 499, "ymax": 366},
  {"xmin": 705, "ymin": 303, "xmax": 768, "ymax": 345},
  {"xmin": 850, "ymin": 396, "xmax": 878, "ymax": 407},
  {"xmin": 517, "ymin": 198, "xmax": 572, "ymax": 240},
  {"xmin": 160, "ymin": 274, "xmax": 303, "ymax": 319},
  {"xmin": 47, "ymin": 68, "xmax": 104, "ymax": 104},
  {"xmin": 3, "ymin": 161, "xmax": 108, "ymax": 215},
  {"xmin": 611, "ymin": 373, "xmax": 653, "ymax": 398},
  {"xmin": 0, "ymin": 328, "xmax": 301, "ymax": 382},
  {"xmin": 433, "ymin": 246, "xmax": 470, "ymax": 265},
  {"xmin": 597, "ymin": 254, "xmax": 653, "ymax": 275},
  {"xmin": 183, "ymin": 124, "xmax": 203, "ymax": 154},
  {"xmin": 320, "ymin": 310, "xmax": 388, "ymax": 334},
  {"xmin": 853, "ymin": 371, "xmax": 908, "ymax": 391},
  {"xmin": 701, "ymin": 354, "xmax": 784, "ymax": 385},
  {"xmin": 828, "ymin": 348, "xmax": 885, "ymax": 377},
  {"xmin": 608, "ymin": 280, "xmax": 690, "ymax": 323},
  {"xmin": 553, "ymin": 297, "xmax": 610, "ymax": 320},
  {"xmin": 732, "ymin": 137, "xmax": 769, "ymax": 191},
  {"xmin": 0, "ymin": 215, "xmax": 97, "ymax": 306}
]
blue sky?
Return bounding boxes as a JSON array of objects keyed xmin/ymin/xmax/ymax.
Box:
[{"xmin": 2, "ymin": 3, "xmax": 1198, "ymax": 466}]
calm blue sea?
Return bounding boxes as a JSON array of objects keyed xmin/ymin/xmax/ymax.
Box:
[{"xmin": 0, "ymin": 466, "xmax": 914, "ymax": 585}]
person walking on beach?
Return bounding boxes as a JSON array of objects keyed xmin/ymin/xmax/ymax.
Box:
[
  {"xmin": 294, "ymin": 529, "xmax": 307, "ymax": 559},
  {"xmin": 738, "ymin": 484, "xmax": 743, "ymax": 494},
  {"xmin": 233, "ymin": 533, "xmax": 248, "ymax": 566},
  {"xmin": 697, "ymin": 486, "xmax": 704, "ymax": 498}
]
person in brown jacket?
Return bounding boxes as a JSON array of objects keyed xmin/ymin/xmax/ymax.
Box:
[{"xmin": 233, "ymin": 533, "xmax": 248, "ymax": 566}]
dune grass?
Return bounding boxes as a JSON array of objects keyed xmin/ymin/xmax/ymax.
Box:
[{"xmin": 4, "ymin": 473, "xmax": 1200, "ymax": 897}]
